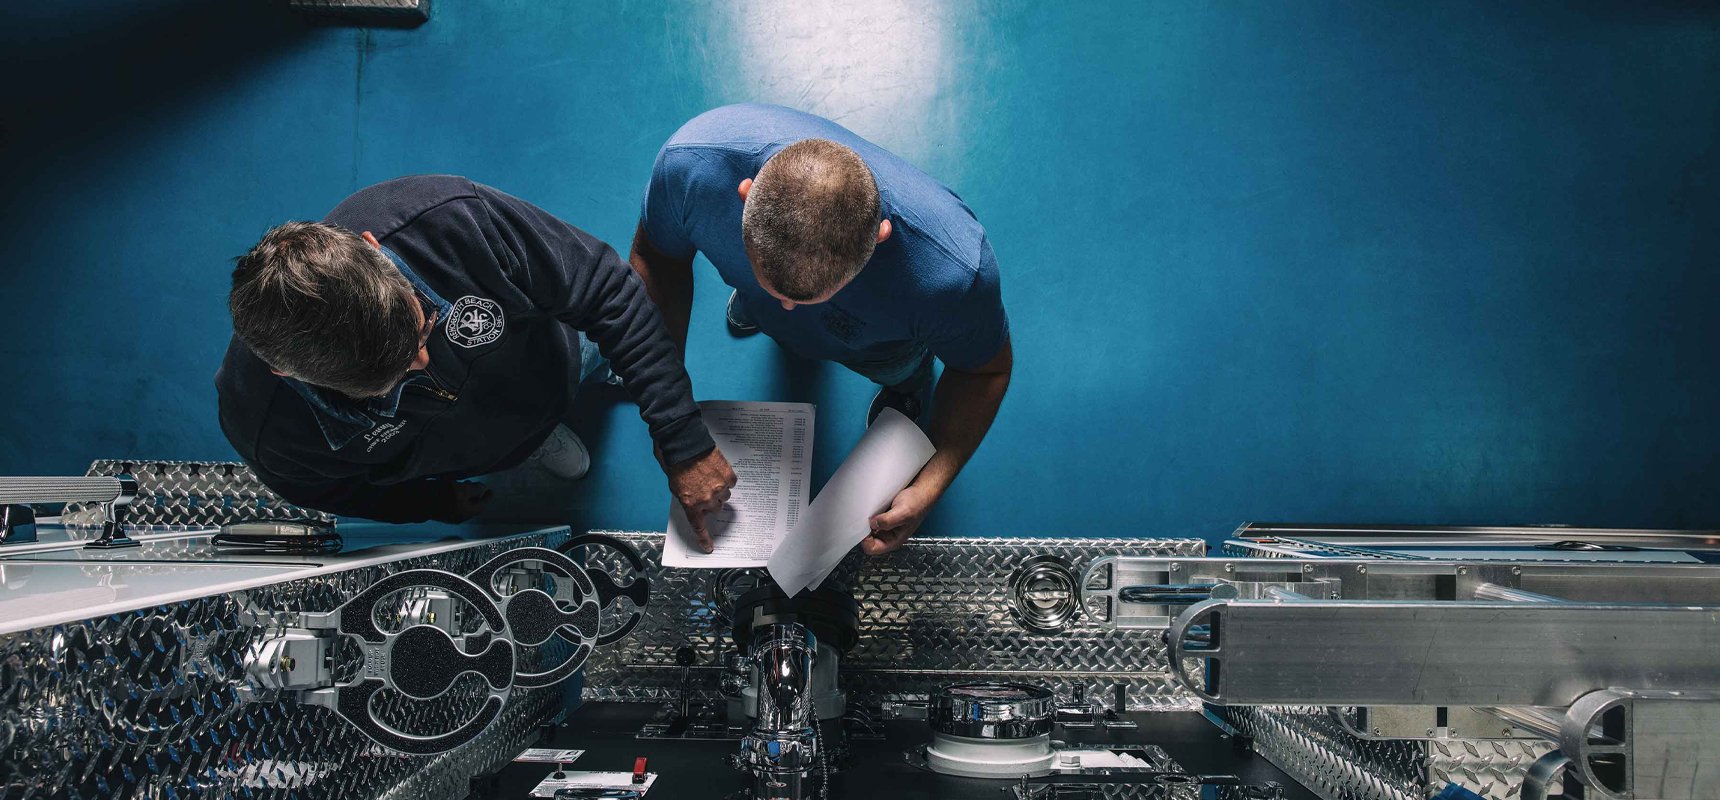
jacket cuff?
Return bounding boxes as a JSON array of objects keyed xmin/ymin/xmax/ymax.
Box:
[{"xmin": 655, "ymin": 410, "xmax": 717, "ymax": 468}]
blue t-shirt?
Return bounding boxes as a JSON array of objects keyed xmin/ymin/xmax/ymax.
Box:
[{"xmin": 640, "ymin": 104, "xmax": 1008, "ymax": 370}]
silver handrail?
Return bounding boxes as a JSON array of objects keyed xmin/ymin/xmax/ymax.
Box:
[{"xmin": 0, "ymin": 474, "xmax": 140, "ymax": 549}]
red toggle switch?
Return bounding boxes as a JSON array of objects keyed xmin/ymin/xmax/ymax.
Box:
[{"xmin": 632, "ymin": 756, "xmax": 647, "ymax": 784}]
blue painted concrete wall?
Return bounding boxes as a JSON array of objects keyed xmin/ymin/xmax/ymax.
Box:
[{"xmin": 3, "ymin": 1, "xmax": 1717, "ymax": 540}]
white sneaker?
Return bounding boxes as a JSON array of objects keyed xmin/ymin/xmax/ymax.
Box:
[{"xmin": 528, "ymin": 424, "xmax": 590, "ymax": 480}]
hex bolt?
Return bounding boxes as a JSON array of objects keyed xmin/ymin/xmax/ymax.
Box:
[
  {"xmin": 1511, "ymin": 566, "xmax": 1522, "ymax": 575},
  {"xmin": 1356, "ymin": 565, "xmax": 1367, "ymax": 574},
  {"xmin": 1457, "ymin": 567, "xmax": 1467, "ymax": 575}
]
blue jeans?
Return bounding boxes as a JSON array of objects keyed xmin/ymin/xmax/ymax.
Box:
[{"xmin": 575, "ymin": 331, "xmax": 617, "ymax": 387}]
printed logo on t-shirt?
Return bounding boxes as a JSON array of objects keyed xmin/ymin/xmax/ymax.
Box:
[
  {"xmin": 820, "ymin": 302, "xmax": 865, "ymax": 344},
  {"xmin": 446, "ymin": 296, "xmax": 504, "ymax": 348}
]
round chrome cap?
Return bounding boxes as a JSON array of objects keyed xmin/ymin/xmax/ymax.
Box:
[{"xmin": 929, "ymin": 682, "xmax": 1056, "ymax": 739}]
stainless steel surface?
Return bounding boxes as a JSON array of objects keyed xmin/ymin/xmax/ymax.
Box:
[
  {"xmin": 737, "ymin": 622, "xmax": 823, "ymax": 800},
  {"xmin": 929, "ymin": 683, "xmax": 1057, "ymax": 740},
  {"xmin": 1008, "ymin": 555, "xmax": 1082, "ymax": 633},
  {"xmin": 579, "ymin": 533, "xmax": 1208, "ymax": 713},
  {"xmin": 1, "ymin": 525, "xmax": 571, "ymax": 800},
  {"xmin": 1168, "ymin": 599, "xmax": 1720, "ymax": 706}
]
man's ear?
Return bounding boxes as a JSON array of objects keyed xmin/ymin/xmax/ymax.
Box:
[
  {"xmin": 877, "ymin": 218, "xmax": 892, "ymax": 244},
  {"xmin": 738, "ymin": 178, "xmax": 753, "ymax": 203},
  {"xmin": 361, "ymin": 230, "xmax": 382, "ymax": 250}
]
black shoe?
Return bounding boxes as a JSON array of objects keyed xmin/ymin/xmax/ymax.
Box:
[
  {"xmin": 868, "ymin": 385, "xmax": 926, "ymax": 427},
  {"xmin": 726, "ymin": 291, "xmax": 759, "ymax": 336}
]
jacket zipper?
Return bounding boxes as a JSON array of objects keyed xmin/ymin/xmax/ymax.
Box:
[{"xmin": 409, "ymin": 366, "xmax": 458, "ymax": 403}]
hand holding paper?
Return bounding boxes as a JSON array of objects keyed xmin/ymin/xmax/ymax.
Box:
[{"xmin": 767, "ymin": 408, "xmax": 936, "ymax": 596}]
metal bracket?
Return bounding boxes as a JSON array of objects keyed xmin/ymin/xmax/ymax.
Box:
[
  {"xmin": 467, "ymin": 546, "xmax": 600, "ymax": 689},
  {"xmin": 296, "ymin": 568, "xmax": 516, "ymax": 755},
  {"xmin": 560, "ymin": 533, "xmax": 651, "ymax": 646},
  {"xmin": 0, "ymin": 504, "xmax": 36, "ymax": 545},
  {"xmin": 1562, "ymin": 689, "xmax": 1720, "ymax": 799}
]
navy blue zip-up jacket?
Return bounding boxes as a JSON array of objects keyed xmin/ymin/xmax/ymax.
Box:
[{"xmin": 215, "ymin": 176, "xmax": 714, "ymax": 522}]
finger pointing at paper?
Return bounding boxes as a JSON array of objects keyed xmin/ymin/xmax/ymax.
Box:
[{"xmin": 667, "ymin": 446, "xmax": 738, "ymax": 553}]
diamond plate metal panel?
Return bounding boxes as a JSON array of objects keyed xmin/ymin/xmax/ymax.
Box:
[
  {"xmin": 1, "ymin": 531, "xmax": 565, "ymax": 800},
  {"xmin": 1426, "ymin": 738, "xmax": 1555, "ymax": 800},
  {"xmin": 1221, "ymin": 703, "xmax": 1551, "ymax": 800},
  {"xmin": 580, "ymin": 533, "xmax": 1207, "ymax": 713},
  {"xmin": 1220, "ymin": 707, "xmax": 1426, "ymax": 800},
  {"xmin": 63, "ymin": 459, "xmax": 333, "ymax": 530}
]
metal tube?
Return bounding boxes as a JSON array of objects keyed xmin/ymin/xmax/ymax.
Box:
[
  {"xmin": 1487, "ymin": 706, "xmax": 1566, "ymax": 740},
  {"xmin": 1118, "ymin": 584, "xmax": 1238, "ymax": 605},
  {"xmin": 739, "ymin": 622, "xmax": 820, "ymax": 800},
  {"xmin": 752, "ymin": 623, "xmax": 816, "ymax": 733},
  {"xmin": 1264, "ymin": 586, "xmax": 1309, "ymax": 602},
  {"xmin": 0, "ymin": 476, "xmax": 130, "ymax": 505},
  {"xmin": 1473, "ymin": 583, "xmax": 1563, "ymax": 603}
]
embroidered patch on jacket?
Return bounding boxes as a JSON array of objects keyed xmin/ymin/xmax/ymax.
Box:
[{"xmin": 446, "ymin": 296, "xmax": 504, "ymax": 348}]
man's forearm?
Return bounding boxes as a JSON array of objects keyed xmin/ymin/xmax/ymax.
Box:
[
  {"xmin": 628, "ymin": 223, "xmax": 694, "ymax": 352},
  {"xmin": 915, "ymin": 348, "xmax": 1013, "ymax": 496}
]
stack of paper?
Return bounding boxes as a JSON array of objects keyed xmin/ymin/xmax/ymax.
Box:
[{"xmin": 663, "ymin": 401, "xmax": 935, "ymax": 595}]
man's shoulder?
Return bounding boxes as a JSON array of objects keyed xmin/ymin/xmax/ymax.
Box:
[
  {"xmin": 664, "ymin": 104, "xmax": 816, "ymax": 152},
  {"xmin": 884, "ymin": 193, "xmax": 989, "ymax": 287},
  {"xmin": 325, "ymin": 175, "xmax": 483, "ymax": 237},
  {"xmin": 214, "ymin": 338, "xmax": 312, "ymax": 460}
]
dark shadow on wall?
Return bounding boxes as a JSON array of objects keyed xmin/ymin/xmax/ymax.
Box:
[{"xmin": 0, "ymin": 0, "xmax": 328, "ymax": 162}]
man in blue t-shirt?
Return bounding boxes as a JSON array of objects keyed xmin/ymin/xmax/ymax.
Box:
[{"xmin": 629, "ymin": 104, "xmax": 1012, "ymax": 555}]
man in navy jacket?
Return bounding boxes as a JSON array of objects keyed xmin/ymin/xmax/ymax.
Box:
[{"xmin": 216, "ymin": 175, "xmax": 735, "ymax": 546}]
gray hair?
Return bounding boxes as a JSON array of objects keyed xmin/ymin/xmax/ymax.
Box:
[
  {"xmin": 742, "ymin": 138, "xmax": 882, "ymax": 301},
  {"xmin": 229, "ymin": 221, "xmax": 421, "ymax": 398}
]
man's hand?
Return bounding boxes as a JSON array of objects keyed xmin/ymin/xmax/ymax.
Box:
[
  {"xmin": 864, "ymin": 481, "xmax": 942, "ymax": 555},
  {"xmin": 863, "ymin": 339, "xmax": 1013, "ymax": 556},
  {"xmin": 667, "ymin": 447, "xmax": 737, "ymax": 553},
  {"xmin": 448, "ymin": 480, "xmax": 493, "ymax": 523}
]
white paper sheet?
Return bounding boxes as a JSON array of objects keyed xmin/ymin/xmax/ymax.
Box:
[
  {"xmin": 530, "ymin": 771, "xmax": 657, "ymax": 797},
  {"xmin": 512, "ymin": 748, "xmax": 585, "ymax": 763},
  {"xmin": 662, "ymin": 401, "xmax": 814, "ymax": 568},
  {"xmin": 768, "ymin": 407, "xmax": 935, "ymax": 596}
]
